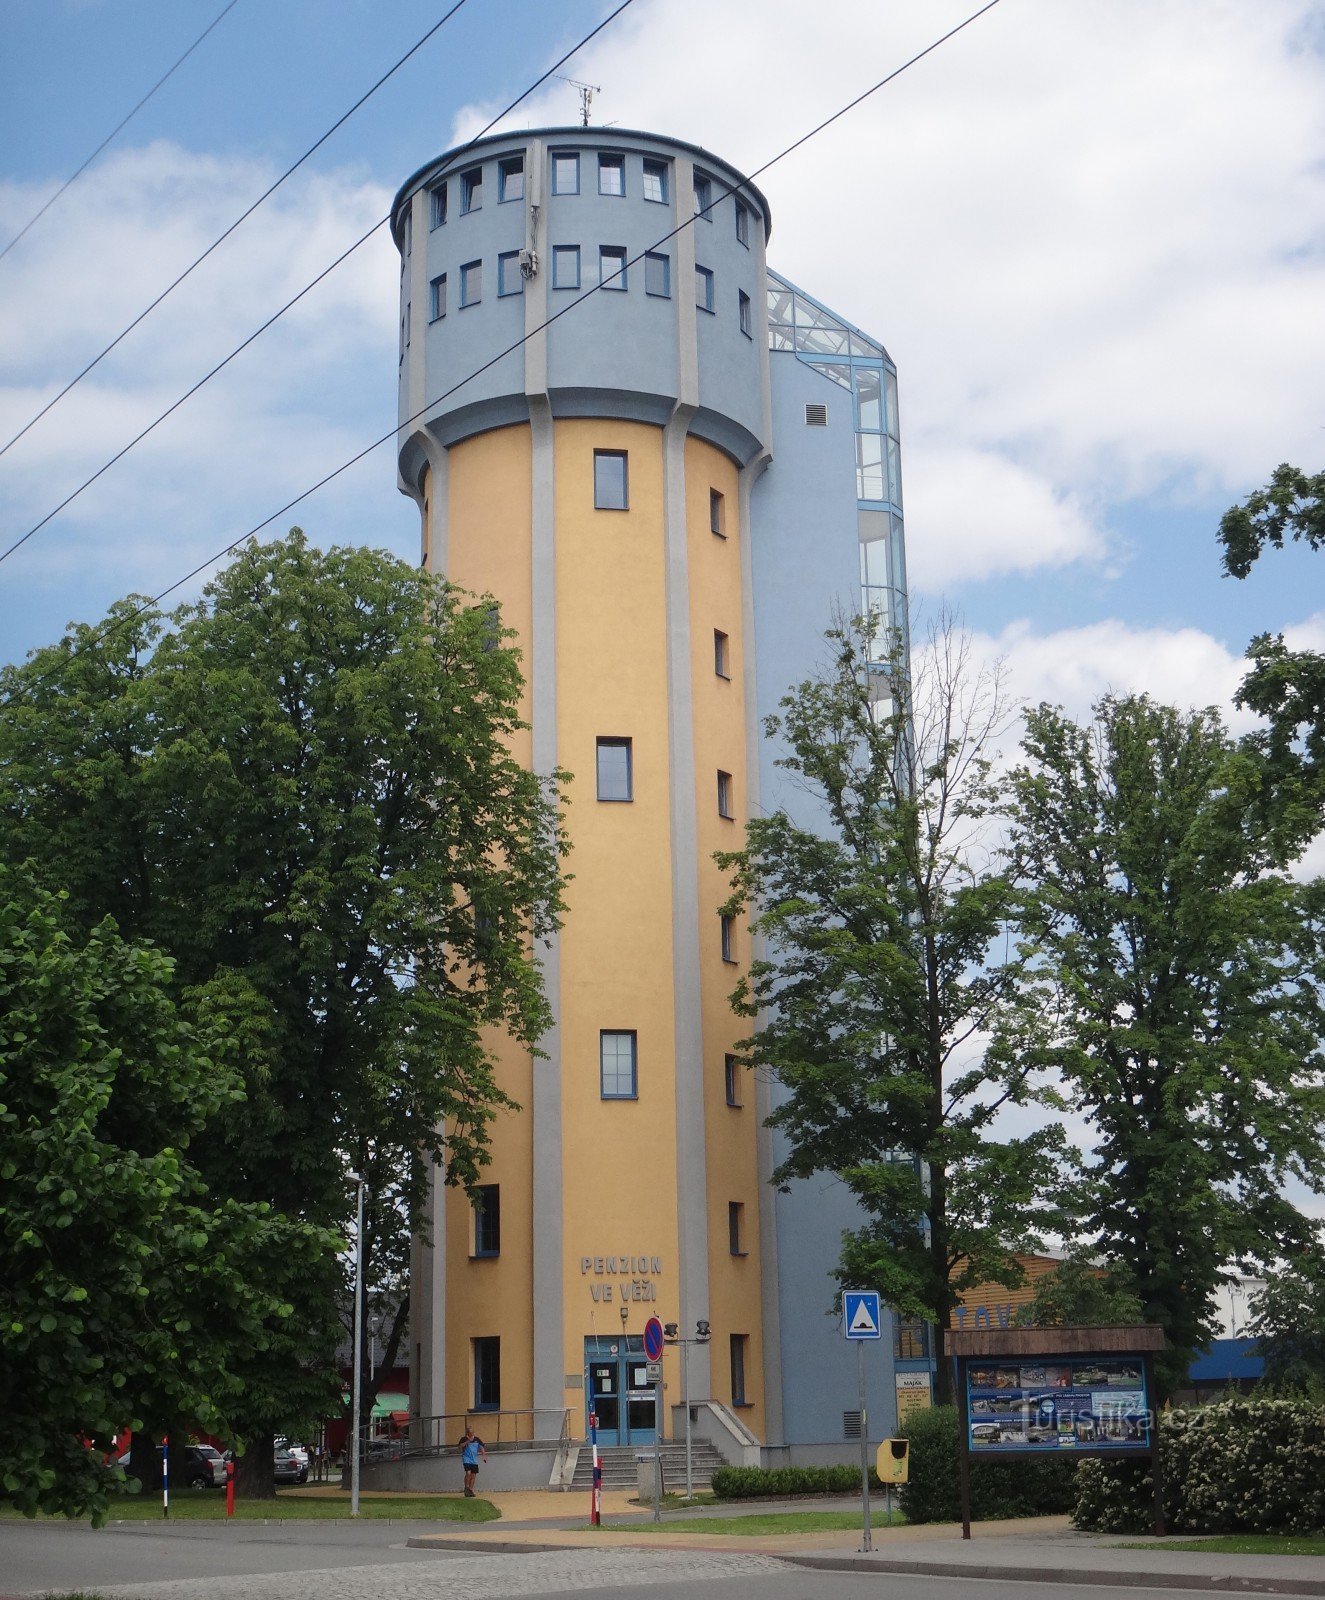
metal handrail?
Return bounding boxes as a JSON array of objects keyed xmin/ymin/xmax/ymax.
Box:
[{"xmin": 365, "ymin": 1408, "xmax": 571, "ymax": 1459}]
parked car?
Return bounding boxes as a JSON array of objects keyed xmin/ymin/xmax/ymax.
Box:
[
  {"xmin": 274, "ymin": 1437, "xmax": 309, "ymax": 1470},
  {"xmin": 116, "ymin": 1444, "xmax": 227, "ymax": 1489},
  {"xmin": 273, "ymin": 1447, "xmax": 308, "ymax": 1484}
]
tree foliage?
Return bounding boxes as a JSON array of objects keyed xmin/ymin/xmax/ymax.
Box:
[
  {"xmin": 0, "ymin": 863, "xmax": 328, "ymax": 1523},
  {"xmin": 1016, "ymin": 1256, "xmax": 1143, "ymax": 1329},
  {"xmin": 0, "ymin": 531, "xmax": 569, "ymax": 1463},
  {"xmin": 1009, "ymin": 694, "xmax": 1325, "ymax": 1392},
  {"xmin": 720, "ymin": 615, "xmax": 1071, "ymax": 1403},
  {"xmin": 1248, "ymin": 1241, "xmax": 1325, "ymax": 1391}
]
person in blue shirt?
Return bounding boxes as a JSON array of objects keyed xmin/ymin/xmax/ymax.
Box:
[{"xmin": 459, "ymin": 1424, "xmax": 487, "ymax": 1497}]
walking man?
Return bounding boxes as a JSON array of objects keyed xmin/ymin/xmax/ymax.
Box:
[{"xmin": 459, "ymin": 1423, "xmax": 486, "ymax": 1497}]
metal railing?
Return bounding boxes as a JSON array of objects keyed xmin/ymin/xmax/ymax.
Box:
[{"xmin": 362, "ymin": 1409, "xmax": 571, "ymax": 1460}]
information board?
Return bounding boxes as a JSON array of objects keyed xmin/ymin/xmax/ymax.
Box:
[{"xmin": 964, "ymin": 1354, "xmax": 1150, "ymax": 1453}]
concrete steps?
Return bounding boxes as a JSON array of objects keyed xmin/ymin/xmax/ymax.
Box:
[{"xmin": 568, "ymin": 1441, "xmax": 726, "ymax": 1492}]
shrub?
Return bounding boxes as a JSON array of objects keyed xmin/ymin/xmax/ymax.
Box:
[
  {"xmin": 1073, "ymin": 1396, "xmax": 1325, "ymax": 1535},
  {"xmin": 898, "ymin": 1405, "xmax": 1077, "ymax": 1525},
  {"xmin": 711, "ymin": 1463, "xmax": 882, "ymax": 1500}
]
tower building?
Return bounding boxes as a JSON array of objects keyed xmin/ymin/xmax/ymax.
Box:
[{"xmin": 391, "ymin": 126, "xmax": 914, "ymax": 1468}]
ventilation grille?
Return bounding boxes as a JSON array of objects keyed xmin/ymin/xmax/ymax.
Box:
[
  {"xmin": 843, "ymin": 1409, "xmax": 863, "ymax": 1440},
  {"xmin": 805, "ymin": 402, "xmax": 829, "ymax": 427}
]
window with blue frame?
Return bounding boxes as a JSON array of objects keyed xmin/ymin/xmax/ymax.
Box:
[
  {"xmin": 473, "ymin": 1337, "xmax": 500, "ymax": 1409},
  {"xmin": 459, "ymin": 259, "xmax": 481, "ymax": 307},
  {"xmin": 429, "ymin": 182, "xmax": 447, "ymax": 228},
  {"xmin": 498, "ymin": 155, "xmax": 524, "ymax": 202},
  {"xmin": 695, "ymin": 264, "xmax": 714, "ymax": 312},
  {"xmin": 429, "ymin": 273, "xmax": 446, "ymax": 320},
  {"xmin": 735, "ymin": 200, "xmax": 749, "ymax": 246},
  {"xmin": 552, "ymin": 151, "xmax": 579, "ymax": 194},
  {"xmin": 498, "ymin": 251, "xmax": 523, "ymax": 297},
  {"xmin": 460, "ymin": 166, "xmax": 482, "ymax": 213},
  {"xmin": 644, "ymin": 251, "xmax": 670, "ymax": 298},
  {"xmin": 642, "ymin": 158, "xmax": 668, "ymax": 203},
  {"xmin": 739, "ymin": 289, "xmax": 751, "ymax": 337},
  {"xmin": 600, "ymin": 245, "xmax": 627, "ymax": 290},
  {"xmin": 552, "ymin": 245, "xmax": 580, "ymax": 289},
  {"xmin": 693, "ymin": 169, "xmax": 712, "ymax": 218}
]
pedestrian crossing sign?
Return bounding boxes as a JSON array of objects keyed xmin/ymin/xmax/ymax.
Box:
[{"xmin": 844, "ymin": 1289, "xmax": 882, "ymax": 1340}]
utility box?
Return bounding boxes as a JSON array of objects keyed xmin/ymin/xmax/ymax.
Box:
[
  {"xmin": 636, "ymin": 1452, "xmax": 661, "ymax": 1503},
  {"xmin": 876, "ymin": 1437, "xmax": 910, "ymax": 1484}
]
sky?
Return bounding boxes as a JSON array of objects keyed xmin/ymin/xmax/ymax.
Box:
[{"xmin": 2, "ymin": 1, "xmax": 1323, "ymax": 1233}]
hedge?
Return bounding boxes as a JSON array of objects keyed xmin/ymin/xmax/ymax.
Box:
[
  {"xmin": 897, "ymin": 1404, "xmax": 1077, "ymax": 1524},
  {"xmin": 711, "ymin": 1464, "xmax": 884, "ymax": 1499},
  {"xmin": 1074, "ymin": 1396, "xmax": 1325, "ymax": 1535}
]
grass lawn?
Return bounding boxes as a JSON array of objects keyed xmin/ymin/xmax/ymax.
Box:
[
  {"xmin": 650, "ymin": 1507, "xmax": 905, "ymax": 1536},
  {"xmin": 0, "ymin": 1489, "xmax": 498, "ymax": 1523},
  {"xmin": 1122, "ymin": 1534, "xmax": 1325, "ymax": 1557}
]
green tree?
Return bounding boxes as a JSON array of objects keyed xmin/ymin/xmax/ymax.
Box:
[
  {"xmin": 720, "ymin": 616, "xmax": 1071, "ymax": 1404},
  {"xmin": 1247, "ymin": 1243, "xmax": 1325, "ymax": 1390},
  {"xmin": 0, "ymin": 863, "xmax": 327, "ymax": 1523},
  {"xmin": 0, "ymin": 531, "xmax": 569, "ymax": 1485},
  {"xmin": 1218, "ymin": 463, "xmax": 1325, "ymax": 855},
  {"xmin": 1009, "ymin": 694, "xmax": 1325, "ymax": 1394},
  {"xmin": 1016, "ymin": 1256, "xmax": 1143, "ymax": 1328}
]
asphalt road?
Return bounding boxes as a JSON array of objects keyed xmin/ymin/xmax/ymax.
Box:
[{"xmin": 0, "ymin": 1520, "xmax": 1224, "ymax": 1600}]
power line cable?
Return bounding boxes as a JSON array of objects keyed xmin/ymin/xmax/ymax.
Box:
[
  {"xmin": 0, "ymin": 0, "xmax": 243, "ymax": 265},
  {"xmin": 0, "ymin": 0, "xmax": 639, "ymax": 570},
  {"xmin": 2, "ymin": 0, "xmax": 1003, "ymax": 697},
  {"xmin": 0, "ymin": 0, "xmax": 477, "ymax": 462}
]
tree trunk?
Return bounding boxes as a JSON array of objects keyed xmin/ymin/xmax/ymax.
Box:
[
  {"xmin": 234, "ymin": 1430, "xmax": 276, "ymax": 1500},
  {"xmin": 128, "ymin": 1429, "xmax": 162, "ymax": 1493}
]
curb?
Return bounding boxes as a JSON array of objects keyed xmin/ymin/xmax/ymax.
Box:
[
  {"xmin": 778, "ymin": 1554, "xmax": 1325, "ymax": 1596},
  {"xmin": 405, "ymin": 1537, "xmax": 573, "ymax": 1554}
]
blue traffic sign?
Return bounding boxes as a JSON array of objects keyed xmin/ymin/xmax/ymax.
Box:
[
  {"xmin": 643, "ymin": 1316, "xmax": 664, "ymax": 1362},
  {"xmin": 843, "ymin": 1289, "xmax": 882, "ymax": 1340}
]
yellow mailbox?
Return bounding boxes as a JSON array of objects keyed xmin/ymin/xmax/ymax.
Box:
[{"xmin": 876, "ymin": 1437, "xmax": 910, "ymax": 1484}]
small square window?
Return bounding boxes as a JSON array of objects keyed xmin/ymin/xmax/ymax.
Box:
[
  {"xmin": 596, "ymin": 736, "xmax": 632, "ymax": 800},
  {"xmin": 552, "ymin": 151, "xmax": 579, "ymax": 194},
  {"xmin": 694, "ymin": 169, "xmax": 712, "ymax": 218},
  {"xmin": 695, "ymin": 265, "xmax": 714, "ymax": 313},
  {"xmin": 600, "ymin": 245, "xmax": 627, "ymax": 290},
  {"xmin": 460, "ymin": 259, "xmax": 482, "ymax": 307},
  {"xmin": 709, "ymin": 489, "xmax": 726, "ymax": 537},
  {"xmin": 553, "ymin": 245, "xmax": 580, "ymax": 289},
  {"xmin": 739, "ymin": 289, "xmax": 752, "ymax": 338},
  {"xmin": 721, "ymin": 913, "xmax": 736, "ymax": 963},
  {"xmin": 735, "ymin": 201, "xmax": 750, "ymax": 246},
  {"xmin": 498, "ymin": 251, "xmax": 523, "ymax": 297},
  {"xmin": 717, "ymin": 769, "xmax": 733, "ymax": 819},
  {"xmin": 724, "ymin": 1052, "xmax": 741, "ymax": 1107},
  {"xmin": 430, "ymin": 183, "xmax": 447, "ymax": 228},
  {"xmin": 598, "ymin": 153, "xmax": 625, "ymax": 196},
  {"xmin": 600, "ymin": 1030, "xmax": 638, "ymax": 1099},
  {"xmin": 460, "ymin": 166, "xmax": 483, "ymax": 214},
  {"xmin": 728, "ymin": 1201, "xmax": 745, "ymax": 1255},
  {"xmin": 473, "ymin": 1185, "xmax": 500, "ymax": 1257},
  {"xmin": 429, "ymin": 273, "xmax": 447, "ymax": 321},
  {"xmin": 730, "ymin": 1334, "xmax": 748, "ymax": 1406},
  {"xmin": 499, "ymin": 155, "xmax": 524, "ymax": 202},
  {"xmin": 644, "ymin": 251, "xmax": 670, "ymax": 298},
  {"xmin": 642, "ymin": 158, "xmax": 668, "ymax": 203},
  {"xmin": 593, "ymin": 449, "xmax": 628, "ymax": 511},
  {"xmin": 473, "ymin": 1336, "xmax": 500, "ymax": 1410},
  {"xmin": 714, "ymin": 629, "xmax": 729, "ymax": 678}
]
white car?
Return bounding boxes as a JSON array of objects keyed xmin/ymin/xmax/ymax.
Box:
[{"xmin": 275, "ymin": 1438, "xmax": 309, "ymax": 1470}]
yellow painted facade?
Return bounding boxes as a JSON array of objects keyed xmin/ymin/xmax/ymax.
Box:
[{"xmin": 426, "ymin": 418, "xmax": 764, "ymax": 1441}]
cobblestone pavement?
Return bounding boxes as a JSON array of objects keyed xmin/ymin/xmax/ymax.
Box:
[{"xmin": 95, "ymin": 1547, "xmax": 792, "ymax": 1600}]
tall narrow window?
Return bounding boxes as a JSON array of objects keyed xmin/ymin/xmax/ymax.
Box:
[
  {"xmin": 695, "ymin": 265, "xmax": 714, "ymax": 313},
  {"xmin": 498, "ymin": 155, "xmax": 524, "ymax": 202},
  {"xmin": 709, "ymin": 488, "xmax": 726, "ymax": 537},
  {"xmin": 644, "ymin": 251, "xmax": 670, "ymax": 298},
  {"xmin": 600, "ymin": 245, "xmax": 627, "ymax": 290},
  {"xmin": 728, "ymin": 1201, "xmax": 746, "ymax": 1255},
  {"xmin": 593, "ymin": 449, "xmax": 628, "ymax": 510},
  {"xmin": 595, "ymin": 737, "xmax": 632, "ymax": 801},
  {"xmin": 730, "ymin": 1334, "xmax": 748, "ymax": 1406},
  {"xmin": 714, "ymin": 630, "xmax": 729, "ymax": 678},
  {"xmin": 600, "ymin": 1030, "xmax": 638, "ymax": 1099},
  {"xmin": 473, "ymin": 1337, "xmax": 500, "ymax": 1409},
  {"xmin": 717, "ymin": 770, "xmax": 733, "ymax": 818},
  {"xmin": 724, "ymin": 1052, "xmax": 741, "ymax": 1107},
  {"xmin": 498, "ymin": 251, "xmax": 523, "ymax": 297},
  {"xmin": 735, "ymin": 199, "xmax": 750, "ymax": 246},
  {"xmin": 403, "ymin": 209, "xmax": 412, "ymax": 256},
  {"xmin": 694, "ymin": 169, "xmax": 712, "ymax": 217},
  {"xmin": 551, "ymin": 151, "xmax": 579, "ymax": 194},
  {"xmin": 473, "ymin": 1186, "xmax": 500, "ymax": 1257},
  {"xmin": 642, "ymin": 158, "xmax": 668, "ymax": 203},
  {"xmin": 429, "ymin": 182, "xmax": 447, "ymax": 228},
  {"xmin": 460, "ymin": 166, "xmax": 482, "ymax": 213},
  {"xmin": 429, "ymin": 273, "xmax": 447, "ymax": 321},
  {"xmin": 739, "ymin": 289, "xmax": 752, "ymax": 338},
  {"xmin": 720, "ymin": 914, "xmax": 736, "ymax": 963},
  {"xmin": 459, "ymin": 260, "xmax": 482, "ymax": 307},
  {"xmin": 552, "ymin": 245, "xmax": 580, "ymax": 289},
  {"xmin": 598, "ymin": 152, "xmax": 625, "ymax": 195}
]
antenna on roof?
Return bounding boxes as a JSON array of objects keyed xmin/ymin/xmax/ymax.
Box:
[{"xmin": 555, "ymin": 75, "xmax": 600, "ymax": 126}]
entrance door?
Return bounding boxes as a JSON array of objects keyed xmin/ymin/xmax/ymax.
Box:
[{"xmin": 585, "ymin": 1337, "xmax": 656, "ymax": 1446}]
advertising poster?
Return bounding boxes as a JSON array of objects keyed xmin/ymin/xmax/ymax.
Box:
[
  {"xmin": 896, "ymin": 1371, "xmax": 932, "ymax": 1426},
  {"xmin": 965, "ymin": 1356, "xmax": 1149, "ymax": 1452}
]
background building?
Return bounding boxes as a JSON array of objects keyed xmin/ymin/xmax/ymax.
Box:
[{"xmin": 391, "ymin": 126, "xmax": 913, "ymax": 1469}]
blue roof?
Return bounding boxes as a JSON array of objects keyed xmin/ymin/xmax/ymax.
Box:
[{"xmin": 1188, "ymin": 1338, "xmax": 1264, "ymax": 1382}]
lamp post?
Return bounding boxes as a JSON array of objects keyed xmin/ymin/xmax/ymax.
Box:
[
  {"xmin": 663, "ymin": 1319, "xmax": 710, "ymax": 1499},
  {"xmin": 348, "ymin": 1170, "xmax": 366, "ymax": 1519}
]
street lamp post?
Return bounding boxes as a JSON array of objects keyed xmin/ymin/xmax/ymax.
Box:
[
  {"xmin": 663, "ymin": 1320, "xmax": 710, "ymax": 1499},
  {"xmin": 348, "ymin": 1170, "xmax": 366, "ymax": 1519}
]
